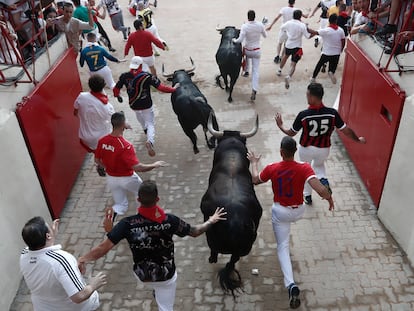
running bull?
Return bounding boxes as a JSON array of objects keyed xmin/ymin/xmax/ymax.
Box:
[
  {"xmin": 215, "ymin": 26, "xmax": 242, "ymax": 103},
  {"xmin": 201, "ymin": 114, "xmax": 262, "ymax": 297},
  {"xmin": 162, "ymin": 59, "xmax": 219, "ymax": 154}
]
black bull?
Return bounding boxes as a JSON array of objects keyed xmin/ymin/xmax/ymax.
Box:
[
  {"xmin": 215, "ymin": 26, "xmax": 242, "ymax": 103},
  {"xmin": 201, "ymin": 115, "xmax": 262, "ymax": 297},
  {"xmin": 162, "ymin": 61, "xmax": 219, "ymax": 154}
]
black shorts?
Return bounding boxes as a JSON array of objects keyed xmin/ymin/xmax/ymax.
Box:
[{"xmin": 285, "ymin": 47, "xmax": 302, "ymax": 63}]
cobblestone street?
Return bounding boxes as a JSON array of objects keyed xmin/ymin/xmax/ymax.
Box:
[{"xmin": 10, "ymin": 0, "xmax": 414, "ymax": 310}]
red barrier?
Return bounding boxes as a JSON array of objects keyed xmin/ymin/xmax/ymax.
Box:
[
  {"xmin": 16, "ymin": 48, "xmax": 86, "ymax": 218},
  {"xmin": 338, "ymin": 40, "xmax": 406, "ymax": 207}
]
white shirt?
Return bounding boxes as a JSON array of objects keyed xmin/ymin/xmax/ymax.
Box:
[
  {"xmin": 354, "ymin": 11, "xmax": 369, "ymax": 26},
  {"xmin": 319, "ymin": 26, "xmax": 345, "ymax": 55},
  {"xmin": 98, "ymin": 0, "xmax": 121, "ymax": 16},
  {"xmin": 234, "ymin": 20, "xmax": 267, "ymax": 50},
  {"xmin": 20, "ymin": 245, "xmax": 100, "ymax": 311},
  {"xmin": 281, "ymin": 19, "xmax": 310, "ymax": 49},
  {"xmin": 74, "ymin": 92, "xmax": 114, "ymax": 150},
  {"xmin": 280, "ymin": 6, "xmax": 295, "ymax": 23}
]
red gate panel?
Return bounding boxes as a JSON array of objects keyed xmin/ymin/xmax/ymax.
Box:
[
  {"xmin": 16, "ymin": 49, "xmax": 86, "ymax": 218},
  {"xmin": 338, "ymin": 40, "xmax": 406, "ymax": 207}
]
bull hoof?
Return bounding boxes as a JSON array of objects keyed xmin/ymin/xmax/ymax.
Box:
[
  {"xmin": 193, "ymin": 147, "xmax": 200, "ymax": 154},
  {"xmin": 228, "ymin": 97, "xmax": 233, "ymax": 103},
  {"xmin": 209, "ymin": 254, "xmax": 218, "ymax": 263},
  {"xmin": 207, "ymin": 138, "xmax": 216, "ymax": 149}
]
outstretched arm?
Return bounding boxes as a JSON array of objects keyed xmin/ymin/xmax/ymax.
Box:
[
  {"xmin": 189, "ymin": 207, "xmax": 227, "ymax": 237},
  {"xmin": 78, "ymin": 239, "xmax": 115, "ymax": 274},
  {"xmin": 247, "ymin": 151, "xmax": 263, "ymax": 185},
  {"xmin": 275, "ymin": 113, "xmax": 296, "ymax": 136},
  {"xmin": 133, "ymin": 161, "xmax": 167, "ymax": 173},
  {"xmin": 341, "ymin": 126, "xmax": 366, "ymax": 143}
]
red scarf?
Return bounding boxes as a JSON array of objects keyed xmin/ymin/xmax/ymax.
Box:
[
  {"xmin": 138, "ymin": 205, "xmax": 166, "ymax": 223},
  {"xmin": 329, "ymin": 23, "xmax": 339, "ymax": 30},
  {"xmin": 308, "ymin": 103, "xmax": 325, "ymax": 110},
  {"xmin": 361, "ymin": 10, "xmax": 369, "ymax": 17},
  {"xmin": 90, "ymin": 91, "xmax": 108, "ymax": 105},
  {"xmin": 339, "ymin": 11, "xmax": 349, "ymax": 18}
]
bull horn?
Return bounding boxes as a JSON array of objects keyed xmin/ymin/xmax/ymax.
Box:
[
  {"xmin": 240, "ymin": 115, "xmax": 259, "ymax": 138},
  {"xmin": 162, "ymin": 63, "xmax": 173, "ymax": 78},
  {"xmin": 207, "ymin": 112, "xmax": 223, "ymax": 137},
  {"xmin": 216, "ymin": 24, "xmax": 225, "ymax": 32},
  {"xmin": 185, "ymin": 57, "xmax": 196, "ymax": 74}
]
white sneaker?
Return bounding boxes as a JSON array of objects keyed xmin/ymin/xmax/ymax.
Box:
[
  {"xmin": 328, "ymin": 72, "xmax": 337, "ymax": 84},
  {"xmin": 277, "ymin": 69, "xmax": 282, "ymax": 76},
  {"xmin": 285, "ymin": 76, "xmax": 290, "ymax": 89}
]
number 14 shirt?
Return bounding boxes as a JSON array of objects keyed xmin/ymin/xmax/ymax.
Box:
[{"xmin": 291, "ymin": 104, "xmax": 346, "ymax": 148}]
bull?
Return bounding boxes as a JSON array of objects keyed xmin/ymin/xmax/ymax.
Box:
[
  {"xmin": 162, "ymin": 59, "xmax": 219, "ymax": 154},
  {"xmin": 201, "ymin": 114, "xmax": 262, "ymax": 298},
  {"xmin": 215, "ymin": 26, "xmax": 242, "ymax": 103}
]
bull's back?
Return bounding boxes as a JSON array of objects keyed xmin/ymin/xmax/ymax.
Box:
[{"xmin": 215, "ymin": 44, "xmax": 242, "ymax": 68}]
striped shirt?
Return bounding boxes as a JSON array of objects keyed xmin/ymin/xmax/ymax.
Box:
[
  {"xmin": 291, "ymin": 104, "xmax": 346, "ymax": 148},
  {"xmin": 20, "ymin": 244, "xmax": 99, "ymax": 311}
]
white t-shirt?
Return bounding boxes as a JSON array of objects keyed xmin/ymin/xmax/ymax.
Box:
[
  {"xmin": 280, "ymin": 6, "xmax": 295, "ymax": 23},
  {"xmin": 20, "ymin": 245, "xmax": 100, "ymax": 311},
  {"xmin": 281, "ymin": 19, "xmax": 310, "ymax": 49},
  {"xmin": 234, "ymin": 20, "xmax": 267, "ymax": 50},
  {"xmin": 354, "ymin": 11, "xmax": 369, "ymax": 26},
  {"xmin": 98, "ymin": 0, "xmax": 121, "ymax": 16},
  {"xmin": 319, "ymin": 26, "xmax": 346, "ymax": 55},
  {"xmin": 74, "ymin": 92, "xmax": 114, "ymax": 150}
]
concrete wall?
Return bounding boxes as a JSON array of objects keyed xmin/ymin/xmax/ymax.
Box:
[
  {"xmin": 0, "ymin": 36, "xmax": 67, "ymax": 310},
  {"xmin": 378, "ymin": 94, "xmax": 414, "ymax": 265}
]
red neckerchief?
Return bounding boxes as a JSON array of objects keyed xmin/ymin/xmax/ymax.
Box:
[
  {"xmin": 138, "ymin": 205, "xmax": 166, "ymax": 223},
  {"xmin": 339, "ymin": 11, "xmax": 349, "ymax": 18},
  {"xmin": 329, "ymin": 23, "xmax": 339, "ymax": 30},
  {"xmin": 90, "ymin": 91, "xmax": 108, "ymax": 105},
  {"xmin": 361, "ymin": 10, "xmax": 369, "ymax": 17},
  {"xmin": 308, "ymin": 103, "xmax": 325, "ymax": 110}
]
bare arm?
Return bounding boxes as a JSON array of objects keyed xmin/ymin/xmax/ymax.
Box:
[
  {"xmin": 78, "ymin": 239, "xmax": 115, "ymax": 274},
  {"xmin": 275, "ymin": 113, "xmax": 296, "ymax": 137},
  {"xmin": 133, "ymin": 161, "xmax": 167, "ymax": 173},
  {"xmin": 341, "ymin": 126, "xmax": 366, "ymax": 143},
  {"xmin": 266, "ymin": 14, "xmax": 281, "ymax": 31},
  {"xmin": 86, "ymin": 4, "xmax": 94, "ymax": 28},
  {"xmin": 70, "ymin": 272, "xmax": 107, "ymax": 304},
  {"xmin": 308, "ymin": 177, "xmax": 334, "ymax": 210},
  {"xmin": 188, "ymin": 207, "xmax": 227, "ymax": 237},
  {"xmin": 247, "ymin": 151, "xmax": 263, "ymax": 185}
]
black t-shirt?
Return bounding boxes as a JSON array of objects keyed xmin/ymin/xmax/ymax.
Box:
[
  {"xmin": 115, "ymin": 71, "xmax": 161, "ymax": 110},
  {"xmin": 107, "ymin": 213, "xmax": 191, "ymax": 282},
  {"xmin": 292, "ymin": 105, "xmax": 345, "ymax": 148}
]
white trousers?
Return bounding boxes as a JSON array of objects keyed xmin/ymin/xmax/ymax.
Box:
[
  {"xmin": 298, "ymin": 145, "xmax": 330, "ymax": 196},
  {"xmin": 244, "ymin": 49, "xmax": 261, "ymax": 92},
  {"xmin": 141, "ymin": 55, "xmax": 154, "ymax": 72},
  {"xmin": 91, "ymin": 65, "xmax": 116, "ymax": 89},
  {"xmin": 106, "ymin": 172, "xmax": 142, "ymax": 215},
  {"xmin": 134, "ymin": 107, "xmax": 155, "ymax": 145},
  {"xmin": 271, "ymin": 202, "xmax": 306, "ymax": 287},
  {"xmin": 134, "ymin": 271, "xmax": 177, "ymax": 311}
]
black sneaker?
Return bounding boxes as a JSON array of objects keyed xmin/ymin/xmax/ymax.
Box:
[
  {"xmin": 288, "ymin": 283, "xmax": 301, "ymax": 309},
  {"xmin": 250, "ymin": 90, "xmax": 257, "ymax": 101},
  {"xmin": 274, "ymin": 55, "xmax": 281, "ymax": 64},
  {"xmin": 376, "ymin": 23, "xmax": 397, "ymax": 36},
  {"xmin": 96, "ymin": 165, "xmax": 106, "ymax": 177},
  {"xmin": 314, "ymin": 38, "xmax": 319, "ymax": 48},
  {"xmin": 304, "ymin": 195, "xmax": 312, "ymax": 205},
  {"xmin": 243, "ymin": 71, "xmax": 249, "ymax": 77},
  {"xmin": 109, "ymin": 47, "xmax": 116, "ymax": 52},
  {"xmin": 319, "ymin": 178, "xmax": 332, "ymax": 194}
]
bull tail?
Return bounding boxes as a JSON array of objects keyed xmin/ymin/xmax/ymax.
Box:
[
  {"xmin": 218, "ymin": 254, "xmax": 243, "ymax": 300},
  {"xmin": 215, "ymin": 74, "xmax": 225, "ymax": 89}
]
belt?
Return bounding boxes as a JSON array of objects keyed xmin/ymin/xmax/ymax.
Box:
[
  {"xmin": 277, "ymin": 203, "xmax": 300, "ymax": 209},
  {"xmin": 91, "ymin": 65, "xmax": 106, "ymax": 72},
  {"xmin": 245, "ymin": 47, "xmax": 260, "ymax": 51}
]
